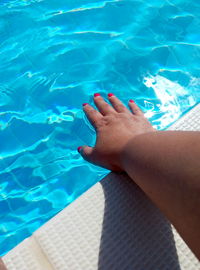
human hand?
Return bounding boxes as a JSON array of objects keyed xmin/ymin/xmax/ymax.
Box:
[{"xmin": 78, "ymin": 93, "xmax": 155, "ymax": 171}]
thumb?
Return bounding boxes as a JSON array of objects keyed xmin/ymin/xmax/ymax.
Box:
[{"xmin": 77, "ymin": 146, "xmax": 95, "ymax": 163}]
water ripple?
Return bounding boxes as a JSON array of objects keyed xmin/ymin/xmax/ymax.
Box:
[{"xmin": 0, "ymin": 0, "xmax": 200, "ymax": 255}]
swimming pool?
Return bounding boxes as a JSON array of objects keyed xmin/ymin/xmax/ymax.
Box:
[{"xmin": 0, "ymin": 0, "xmax": 200, "ymax": 256}]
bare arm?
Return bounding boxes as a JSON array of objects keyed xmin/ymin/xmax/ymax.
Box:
[
  {"xmin": 122, "ymin": 131, "xmax": 200, "ymax": 259},
  {"xmin": 78, "ymin": 93, "xmax": 200, "ymax": 259}
]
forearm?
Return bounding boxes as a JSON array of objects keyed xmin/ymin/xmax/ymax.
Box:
[
  {"xmin": 122, "ymin": 131, "xmax": 200, "ymax": 259},
  {"xmin": 79, "ymin": 93, "xmax": 200, "ymax": 258}
]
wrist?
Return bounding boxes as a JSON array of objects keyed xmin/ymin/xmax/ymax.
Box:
[
  {"xmin": 119, "ymin": 136, "xmax": 139, "ymax": 172},
  {"xmin": 119, "ymin": 131, "xmax": 157, "ymax": 173}
]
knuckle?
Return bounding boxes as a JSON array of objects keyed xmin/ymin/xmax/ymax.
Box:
[
  {"xmin": 96, "ymin": 123, "xmax": 104, "ymax": 131},
  {"xmin": 92, "ymin": 119, "xmax": 99, "ymax": 127},
  {"xmin": 116, "ymin": 104, "xmax": 125, "ymax": 111},
  {"xmin": 104, "ymin": 103, "xmax": 111, "ymax": 109},
  {"xmin": 89, "ymin": 108, "xmax": 98, "ymax": 115},
  {"xmin": 104, "ymin": 115, "xmax": 115, "ymax": 121},
  {"xmin": 89, "ymin": 108, "xmax": 95, "ymax": 114}
]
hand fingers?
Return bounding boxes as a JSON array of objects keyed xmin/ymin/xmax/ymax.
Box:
[
  {"xmin": 108, "ymin": 93, "xmax": 130, "ymax": 113},
  {"xmin": 94, "ymin": 93, "xmax": 116, "ymax": 115},
  {"xmin": 83, "ymin": 103, "xmax": 103, "ymax": 129},
  {"xmin": 129, "ymin": 100, "xmax": 143, "ymax": 116}
]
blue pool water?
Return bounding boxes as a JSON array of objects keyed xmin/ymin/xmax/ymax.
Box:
[{"xmin": 0, "ymin": 0, "xmax": 200, "ymax": 256}]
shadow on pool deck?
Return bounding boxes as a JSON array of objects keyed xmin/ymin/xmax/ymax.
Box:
[{"xmin": 98, "ymin": 172, "xmax": 181, "ymax": 270}]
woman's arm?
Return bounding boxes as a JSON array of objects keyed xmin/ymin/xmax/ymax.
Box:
[
  {"xmin": 122, "ymin": 131, "xmax": 200, "ymax": 259},
  {"xmin": 78, "ymin": 93, "xmax": 200, "ymax": 259}
]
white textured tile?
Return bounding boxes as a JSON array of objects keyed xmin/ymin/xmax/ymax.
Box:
[
  {"xmin": 35, "ymin": 185, "xmax": 105, "ymax": 270},
  {"xmin": 168, "ymin": 104, "xmax": 200, "ymax": 131},
  {"xmin": 3, "ymin": 237, "xmax": 53, "ymax": 270}
]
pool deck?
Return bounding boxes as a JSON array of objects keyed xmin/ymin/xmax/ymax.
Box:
[{"xmin": 2, "ymin": 104, "xmax": 200, "ymax": 270}]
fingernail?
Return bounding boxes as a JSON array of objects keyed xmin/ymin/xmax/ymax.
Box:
[
  {"xmin": 82, "ymin": 103, "xmax": 88, "ymax": 106},
  {"xmin": 129, "ymin": 99, "xmax": 135, "ymax": 103},
  {"xmin": 77, "ymin": 146, "xmax": 82, "ymax": 153},
  {"xmin": 108, "ymin": 93, "xmax": 114, "ymax": 97},
  {"xmin": 94, "ymin": 93, "xmax": 100, "ymax": 97}
]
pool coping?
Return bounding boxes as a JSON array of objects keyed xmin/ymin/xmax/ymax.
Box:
[{"xmin": 2, "ymin": 104, "xmax": 200, "ymax": 270}]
